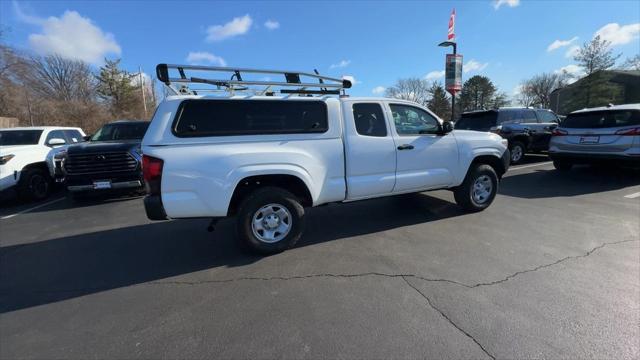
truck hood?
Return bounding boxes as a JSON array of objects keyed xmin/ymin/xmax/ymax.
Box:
[
  {"xmin": 453, "ymin": 129, "xmax": 507, "ymax": 151},
  {"xmin": 67, "ymin": 140, "xmax": 140, "ymax": 155},
  {"xmin": 0, "ymin": 144, "xmax": 42, "ymax": 156}
]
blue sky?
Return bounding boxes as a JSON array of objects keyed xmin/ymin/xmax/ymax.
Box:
[{"xmin": 1, "ymin": 0, "xmax": 639, "ymax": 99}]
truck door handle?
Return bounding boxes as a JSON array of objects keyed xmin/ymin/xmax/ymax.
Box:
[{"xmin": 397, "ymin": 144, "xmax": 414, "ymax": 150}]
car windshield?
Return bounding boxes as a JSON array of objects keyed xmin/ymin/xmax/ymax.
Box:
[
  {"xmin": 562, "ymin": 110, "xmax": 640, "ymax": 129},
  {"xmin": 0, "ymin": 130, "xmax": 43, "ymax": 146},
  {"xmin": 455, "ymin": 111, "xmax": 498, "ymax": 131},
  {"xmin": 90, "ymin": 122, "xmax": 149, "ymax": 141}
]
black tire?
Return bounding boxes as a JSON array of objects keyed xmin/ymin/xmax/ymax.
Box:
[
  {"xmin": 454, "ymin": 164, "xmax": 499, "ymax": 212},
  {"xmin": 553, "ymin": 160, "xmax": 573, "ymax": 171},
  {"xmin": 236, "ymin": 186, "xmax": 305, "ymax": 254},
  {"xmin": 18, "ymin": 168, "xmax": 51, "ymax": 201},
  {"xmin": 509, "ymin": 141, "xmax": 526, "ymax": 165}
]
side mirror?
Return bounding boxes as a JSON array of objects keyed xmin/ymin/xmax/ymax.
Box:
[
  {"xmin": 83, "ymin": 135, "xmax": 92, "ymax": 141},
  {"xmin": 439, "ymin": 121, "xmax": 454, "ymax": 135},
  {"xmin": 47, "ymin": 138, "xmax": 66, "ymax": 146}
]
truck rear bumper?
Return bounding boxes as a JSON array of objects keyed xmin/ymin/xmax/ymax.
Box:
[
  {"xmin": 549, "ymin": 152, "xmax": 640, "ymax": 166},
  {"xmin": 144, "ymin": 195, "xmax": 168, "ymax": 220}
]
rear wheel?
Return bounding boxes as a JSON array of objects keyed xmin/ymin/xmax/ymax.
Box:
[
  {"xmin": 236, "ymin": 186, "xmax": 305, "ymax": 254},
  {"xmin": 18, "ymin": 168, "xmax": 51, "ymax": 201},
  {"xmin": 553, "ymin": 160, "xmax": 573, "ymax": 171},
  {"xmin": 454, "ymin": 164, "xmax": 498, "ymax": 212},
  {"xmin": 509, "ymin": 141, "xmax": 526, "ymax": 164}
]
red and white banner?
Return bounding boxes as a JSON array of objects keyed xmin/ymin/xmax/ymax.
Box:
[{"xmin": 447, "ymin": 8, "xmax": 456, "ymax": 41}]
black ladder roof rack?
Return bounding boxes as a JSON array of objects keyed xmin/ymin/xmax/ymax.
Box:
[{"xmin": 156, "ymin": 64, "xmax": 352, "ymax": 96}]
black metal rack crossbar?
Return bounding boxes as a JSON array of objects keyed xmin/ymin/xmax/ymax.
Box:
[{"xmin": 156, "ymin": 64, "xmax": 352, "ymax": 96}]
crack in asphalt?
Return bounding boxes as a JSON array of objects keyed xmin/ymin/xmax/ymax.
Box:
[
  {"xmin": 401, "ymin": 276, "xmax": 495, "ymax": 359},
  {"xmin": 3, "ymin": 239, "xmax": 637, "ymax": 298},
  {"xmin": 148, "ymin": 239, "xmax": 639, "ymax": 289}
]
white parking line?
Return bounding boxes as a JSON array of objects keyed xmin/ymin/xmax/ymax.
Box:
[
  {"xmin": 624, "ymin": 192, "xmax": 640, "ymax": 199},
  {"xmin": 509, "ymin": 161, "xmax": 553, "ymax": 171},
  {"xmin": 0, "ymin": 197, "xmax": 66, "ymax": 220}
]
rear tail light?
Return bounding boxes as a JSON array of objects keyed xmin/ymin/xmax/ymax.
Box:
[
  {"xmin": 551, "ymin": 128, "xmax": 568, "ymax": 136},
  {"xmin": 615, "ymin": 127, "xmax": 640, "ymax": 136},
  {"xmin": 143, "ymin": 155, "xmax": 163, "ymax": 195}
]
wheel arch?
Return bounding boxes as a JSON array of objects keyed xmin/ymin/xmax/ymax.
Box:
[{"xmin": 227, "ymin": 173, "xmax": 313, "ymax": 216}]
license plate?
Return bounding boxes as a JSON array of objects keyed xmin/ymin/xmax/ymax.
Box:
[
  {"xmin": 579, "ymin": 136, "xmax": 599, "ymax": 144},
  {"xmin": 93, "ymin": 180, "xmax": 112, "ymax": 189}
]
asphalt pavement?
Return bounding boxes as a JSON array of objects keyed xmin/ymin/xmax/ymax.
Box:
[{"xmin": 1, "ymin": 156, "xmax": 639, "ymax": 359}]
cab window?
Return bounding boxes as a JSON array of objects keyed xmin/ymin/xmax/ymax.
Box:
[
  {"xmin": 390, "ymin": 104, "xmax": 440, "ymax": 135},
  {"xmin": 353, "ymin": 103, "xmax": 387, "ymax": 137}
]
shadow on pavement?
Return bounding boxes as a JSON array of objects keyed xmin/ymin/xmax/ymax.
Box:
[
  {"xmin": 500, "ymin": 165, "xmax": 640, "ymax": 199},
  {"xmin": 0, "ymin": 193, "xmax": 463, "ymax": 313}
]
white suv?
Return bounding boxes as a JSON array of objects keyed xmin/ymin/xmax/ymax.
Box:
[
  {"xmin": 549, "ymin": 104, "xmax": 640, "ymax": 170},
  {"xmin": 142, "ymin": 64, "xmax": 510, "ymax": 253},
  {"xmin": 0, "ymin": 126, "xmax": 85, "ymax": 200}
]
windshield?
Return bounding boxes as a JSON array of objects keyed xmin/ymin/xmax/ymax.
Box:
[
  {"xmin": 90, "ymin": 122, "xmax": 149, "ymax": 141},
  {"xmin": 562, "ymin": 110, "xmax": 640, "ymax": 129},
  {"xmin": 0, "ymin": 130, "xmax": 43, "ymax": 146},
  {"xmin": 455, "ymin": 111, "xmax": 498, "ymax": 131}
]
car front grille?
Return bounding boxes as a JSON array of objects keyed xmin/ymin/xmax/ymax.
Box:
[{"xmin": 65, "ymin": 151, "xmax": 138, "ymax": 175}]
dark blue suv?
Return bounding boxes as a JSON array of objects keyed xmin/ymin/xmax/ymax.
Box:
[{"xmin": 455, "ymin": 108, "xmax": 560, "ymax": 164}]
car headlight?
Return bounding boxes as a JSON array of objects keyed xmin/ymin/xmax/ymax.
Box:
[
  {"xmin": 0, "ymin": 154, "xmax": 15, "ymax": 165},
  {"xmin": 54, "ymin": 150, "xmax": 68, "ymax": 160}
]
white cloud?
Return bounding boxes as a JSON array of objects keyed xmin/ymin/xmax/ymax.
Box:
[
  {"xmin": 554, "ymin": 64, "xmax": 584, "ymax": 84},
  {"xmin": 464, "ymin": 59, "xmax": 489, "ymax": 73},
  {"xmin": 594, "ymin": 23, "xmax": 640, "ymax": 46},
  {"xmin": 547, "ymin": 36, "xmax": 578, "ymax": 52},
  {"xmin": 206, "ymin": 14, "xmax": 252, "ymax": 42},
  {"xmin": 342, "ymin": 75, "xmax": 359, "ymax": 86},
  {"xmin": 425, "ymin": 70, "xmax": 445, "ymax": 81},
  {"xmin": 330, "ymin": 60, "xmax": 351, "ymax": 69},
  {"xmin": 512, "ymin": 85, "xmax": 523, "ymax": 95},
  {"xmin": 372, "ymin": 86, "xmax": 386, "ymax": 95},
  {"xmin": 493, "ymin": 0, "xmax": 520, "ymax": 10},
  {"xmin": 564, "ymin": 45, "xmax": 580, "ymax": 59},
  {"xmin": 186, "ymin": 51, "xmax": 227, "ymax": 66},
  {"xmin": 15, "ymin": 5, "xmax": 120, "ymax": 65},
  {"xmin": 264, "ymin": 20, "xmax": 280, "ymax": 30}
]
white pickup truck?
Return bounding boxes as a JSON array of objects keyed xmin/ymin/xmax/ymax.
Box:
[
  {"xmin": 142, "ymin": 65, "xmax": 510, "ymax": 253},
  {"xmin": 0, "ymin": 126, "xmax": 85, "ymax": 200}
]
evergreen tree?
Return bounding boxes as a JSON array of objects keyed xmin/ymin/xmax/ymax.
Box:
[
  {"xmin": 96, "ymin": 59, "xmax": 138, "ymax": 118},
  {"xmin": 426, "ymin": 82, "xmax": 451, "ymax": 120}
]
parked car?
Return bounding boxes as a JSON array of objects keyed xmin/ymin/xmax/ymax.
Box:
[
  {"xmin": 62, "ymin": 120, "xmax": 149, "ymax": 199},
  {"xmin": 455, "ymin": 107, "xmax": 560, "ymax": 164},
  {"xmin": 141, "ymin": 64, "xmax": 510, "ymax": 254},
  {"xmin": 549, "ymin": 103, "xmax": 640, "ymax": 170},
  {"xmin": 0, "ymin": 126, "xmax": 85, "ymax": 201}
]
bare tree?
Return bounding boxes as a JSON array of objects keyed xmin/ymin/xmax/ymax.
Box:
[
  {"xmin": 619, "ymin": 54, "xmax": 640, "ymax": 71},
  {"xmin": 385, "ymin": 78, "xmax": 431, "ymax": 106},
  {"xmin": 24, "ymin": 54, "xmax": 96, "ymax": 103},
  {"xmin": 518, "ymin": 72, "xmax": 566, "ymax": 108},
  {"xmin": 574, "ymin": 35, "xmax": 621, "ymax": 76}
]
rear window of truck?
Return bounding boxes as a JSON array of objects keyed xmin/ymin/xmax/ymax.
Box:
[
  {"xmin": 562, "ymin": 110, "xmax": 640, "ymax": 128},
  {"xmin": 173, "ymin": 99, "xmax": 328, "ymax": 137}
]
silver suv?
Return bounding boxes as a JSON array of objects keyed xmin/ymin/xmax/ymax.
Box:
[{"xmin": 549, "ymin": 104, "xmax": 640, "ymax": 170}]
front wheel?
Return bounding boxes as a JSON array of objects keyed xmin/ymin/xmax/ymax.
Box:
[
  {"xmin": 236, "ymin": 187, "xmax": 305, "ymax": 254},
  {"xmin": 18, "ymin": 168, "xmax": 51, "ymax": 201},
  {"xmin": 454, "ymin": 164, "xmax": 498, "ymax": 212}
]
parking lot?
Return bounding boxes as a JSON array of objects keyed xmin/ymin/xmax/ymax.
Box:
[{"xmin": 1, "ymin": 156, "xmax": 639, "ymax": 359}]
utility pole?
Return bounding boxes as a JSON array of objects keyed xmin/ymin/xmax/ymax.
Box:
[
  {"xmin": 439, "ymin": 8, "xmax": 461, "ymax": 122},
  {"xmin": 139, "ymin": 66, "xmax": 147, "ymax": 118}
]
